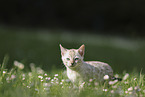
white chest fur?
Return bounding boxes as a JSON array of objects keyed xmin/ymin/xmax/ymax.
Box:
[{"xmin": 66, "ymin": 67, "xmax": 83, "ymax": 84}]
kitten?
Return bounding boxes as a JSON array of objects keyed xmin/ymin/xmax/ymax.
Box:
[{"xmin": 60, "ymin": 44, "xmax": 120, "ymax": 86}]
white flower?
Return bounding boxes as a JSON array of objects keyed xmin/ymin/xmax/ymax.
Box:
[
  {"xmin": 89, "ymin": 79, "xmax": 93, "ymax": 82},
  {"xmin": 38, "ymin": 75, "xmax": 43, "ymax": 79},
  {"xmin": 109, "ymin": 80, "xmax": 118, "ymax": 85},
  {"xmin": 103, "ymin": 89, "xmax": 108, "ymax": 92},
  {"xmin": 51, "ymin": 79, "xmax": 54, "ymax": 82},
  {"xmin": 125, "ymin": 91, "xmax": 128, "ymax": 93},
  {"xmin": 27, "ymin": 86, "xmax": 30, "ymax": 88},
  {"xmin": 54, "ymin": 74, "xmax": 58, "ymax": 77},
  {"xmin": 134, "ymin": 86, "xmax": 141, "ymax": 91},
  {"xmin": 44, "ymin": 73, "xmax": 48, "ymax": 76},
  {"xmin": 54, "ymin": 77, "xmax": 58, "ymax": 80},
  {"xmin": 61, "ymin": 79, "xmax": 65, "ymax": 82},
  {"xmin": 112, "ymin": 85, "xmax": 117, "ymax": 88},
  {"xmin": 22, "ymin": 78, "xmax": 25, "ymax": 80},
  {"xmin": 134, "ymin": 78, "xmax": 137, "ymax": 80},
  {"xmin": 109, "ymin": 81, "xmax": 114, "ymax": 85},
  {"xmin": 3, "ymin": 71, "xmax": 6, "ymax": 74},
  {"xmin": 134, "ymin": 86, "xmax": 139, "ymax": 90},
  {"xmin": 80, "ymin": 82, "xmax": 85, "ymax": 88},
  {"xmin": 14, "ymin": 61, "xmax": 24, "ymax": 70},
  {"xmin": 110, "ymin": 90, "xmax": 114, "ymax": 93},
  {"xmin": 55, "ymin": 81, "xmax": 59, "ymax": 84},
  {"xmin": 94, "ymin": 82, "xmax": 98, "ymax": 86},
  {"xmin": 128, "ymin": 87, "xmax": 133, "ymax": 91},
  {"xmin": 104, "ymin": 75, "xmax": 109, "ymax": 80},
  {"xmin": 45, "ymin": 77, "xmax": 51, "ymax": 80},
  {"xmin": 123, "ymin": 73, "xmax": 129, "ymax": 80},
  {"xmin": 11, "ymin": 75, "xmax": 16, "ymax": 79}
]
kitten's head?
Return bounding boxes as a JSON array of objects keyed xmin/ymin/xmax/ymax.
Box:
[{"xmin": 60, "ymin": 44, "xmax": 85, "ymax": 68}]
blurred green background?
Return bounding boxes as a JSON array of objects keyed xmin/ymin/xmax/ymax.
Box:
[{"xmin": 0, "ymin": 26, "xmax": 145, "ymax": 73}]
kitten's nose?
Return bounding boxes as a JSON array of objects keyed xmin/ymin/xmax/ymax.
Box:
[
  {"xmin": 71, "ymin": 62, "xmax": 74, "ymax": 66},
  {"xmin": 70, "ymin": 60, "xmax": 75, "ymax": 66}
]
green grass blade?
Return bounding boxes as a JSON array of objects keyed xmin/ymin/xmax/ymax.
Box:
[{"xmin": 1, "ymin": 54, "xmax": 9, "ymax": 75}]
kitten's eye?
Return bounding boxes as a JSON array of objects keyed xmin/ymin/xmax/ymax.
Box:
[
  {"xmin": 75, "ymin": 58, "xmax": 79, "ymax": 60},
  {"xmin": 66, "ymin": 58, "xmax": 70, "ymax": 60}
]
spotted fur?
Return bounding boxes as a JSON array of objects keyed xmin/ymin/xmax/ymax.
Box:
[{"xmin": 60, "ymin": 44, "xmax": 113, "ymax": 85}]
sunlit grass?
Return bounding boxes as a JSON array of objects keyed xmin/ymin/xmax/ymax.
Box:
[{"xmin": 0, "ymin": 56, "xmax": 145, "ymax": 97}]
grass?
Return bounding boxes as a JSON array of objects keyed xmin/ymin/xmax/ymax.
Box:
[
  {"xmin": 0, "ymin": 26, "xmax": 145, "ymax": 96},
  {"xmin": 0, "ymin": 56, "xmax": 145, "ymax": 97}
]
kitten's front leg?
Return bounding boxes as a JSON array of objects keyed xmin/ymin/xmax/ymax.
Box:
[{"xmin": 72, "ymin": 81, "xmax": 86, "ymax": 93}]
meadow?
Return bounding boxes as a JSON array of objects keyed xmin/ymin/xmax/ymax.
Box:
[
  {"xmin": 0, "ymin": 27, "xmax": 145, "ymax": 97},
  {"xmin": 0, "ymin": 56, "xmax": 145, "ymax": 97}
]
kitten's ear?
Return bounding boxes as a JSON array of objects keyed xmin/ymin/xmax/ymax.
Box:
[
  {"xmin": 60, "ymin": 44, "xmax": 67, "ymax": 56},
  {"xmin": 78, "ymin": 44, "xmax": 85, "ymax": 56}
]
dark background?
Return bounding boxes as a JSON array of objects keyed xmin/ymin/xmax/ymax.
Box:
[
  {"xmin": 0, "ymin": 0, "xmax": 145, "ymax": 37},
  {"xmin": 0, "ymin": 0, "xmax": 145, "ymax": 73}
]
